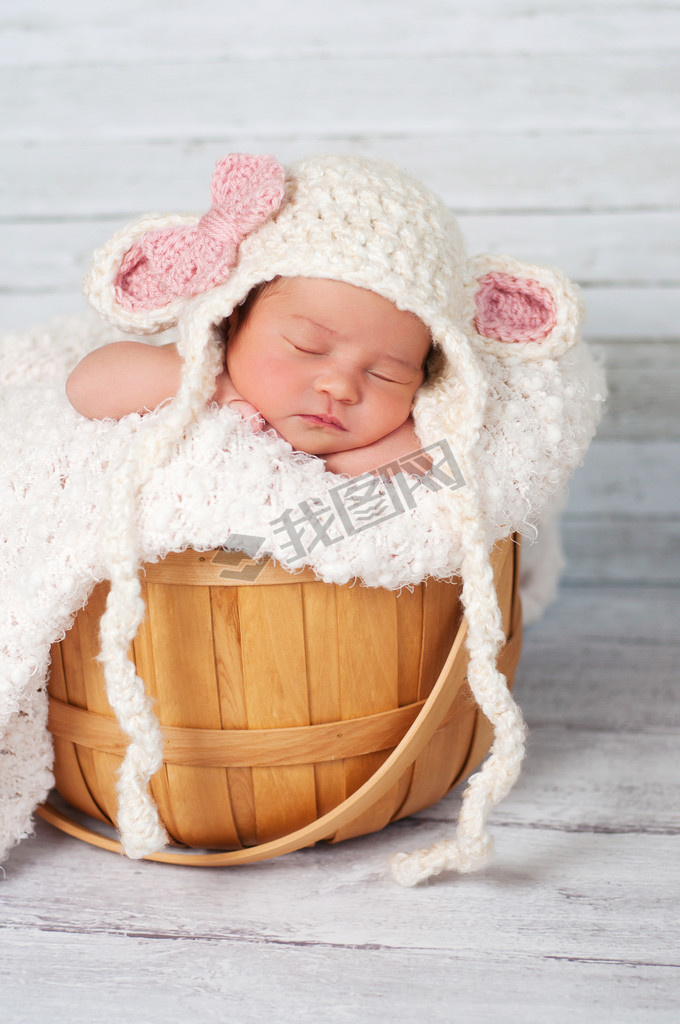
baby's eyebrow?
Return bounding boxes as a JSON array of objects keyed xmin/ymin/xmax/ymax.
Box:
[
  {"xmin": 289, "ymin": 315, "xmax": 421, "ymax": 374},
  {"xmin": 380, "ymin": 352, "xmax": 422, "ymax": 374},
  {"xmin": 288, "ymin": 313, "xmax": 340, "ymax": 336}
]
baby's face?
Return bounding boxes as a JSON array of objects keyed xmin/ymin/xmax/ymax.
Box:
[{"xmin": 225, "ymin": 277, "xmax": 431, "ymax": 455}]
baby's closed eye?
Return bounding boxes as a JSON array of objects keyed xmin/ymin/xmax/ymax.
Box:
[
  {"xmin": 367, "ymin": 369, "xmax": 412, "ymax": 385},
  {"xmin": 287, "ymin": 341, "xmax": 413, "ymax": 385},
  {"xmin": 288, "ymin": 342, "xmax": 325, "ymax": 356}
]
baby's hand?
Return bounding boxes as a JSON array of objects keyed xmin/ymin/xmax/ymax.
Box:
[
  {"xmin": 322, "ymin": 417, "xmax": 431, "ymax": 478},
  {"xmin": 211, "ymin": 370, "xmax": 265, "ymax": 431},
  {"xmin": 227, "ymin": 397, "xmax": 266, "ymax": 431}
]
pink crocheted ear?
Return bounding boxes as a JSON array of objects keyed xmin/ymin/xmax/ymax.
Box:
[
  {"xmin": 474, "ymin": 271, "xmax": 557, "ymax": 344},
  {"xmin": 464, "ymin": 255, "xmax": 582, "ymax": 359},
  {"xmin": 114, "ymin": 154, "xmax": 285, "ymax": 312}
]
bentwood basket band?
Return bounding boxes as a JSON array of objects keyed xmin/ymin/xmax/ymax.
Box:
[
  {"xmin": 46, "ymin": 610, "xmax": 519, "ymax": 770},
  {"xmin": 47, "ymin": 693, "xmax": 465, "ymax": 767}
]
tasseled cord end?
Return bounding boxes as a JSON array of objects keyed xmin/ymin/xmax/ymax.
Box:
[
  {"xmin": 388, "ymin": 642, "xmax": 527, "ymax": 887},
  {"xmin": 389, "ymin": 829, "xmax": 494, "ymax": 887},
  {"xmin": 388, "ymin": 500, "xmax": 527, "ymax": 887}
]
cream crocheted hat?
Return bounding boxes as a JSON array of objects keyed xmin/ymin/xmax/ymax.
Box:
[{"xmin": 83, "ymin": 153, "xmax": 595, "ymax": 885}]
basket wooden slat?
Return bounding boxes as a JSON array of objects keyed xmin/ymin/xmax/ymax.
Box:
[
  {"xmin": 49, "ymin": 643, "xmax": 105, "ymax": 823},
  {"xmin": 303, "ymin": 581, "xmax": 345, "ymax": 820},
  {"xmin": 148, "ymin": 580, "xmax": 236, "ymax": 848},
  {"xmin": 59, "ymin": 583, "xmax": 121, "ymax": 826},
  {"xmin": 41, "ymin": 536, "xmax": 522, "ymax": 862},
  {"xmin": 238, "ymin": 583, "xmax": 318, "ymax": 845},
  {"xmin": 210, "ymin": 585, "xmax": 255, "ymax": 846},
  {"xmin": 329, "ymin": 584, "xmax": 398, "ymax": 842},
  {"xmin": 392, "ymin": 575, "xmax": 466, "ymax": 822}
]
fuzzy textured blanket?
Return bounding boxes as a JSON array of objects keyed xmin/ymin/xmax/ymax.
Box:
[{"xmin": 0, "ymin": 308, "xmax": 604, "ymax": 867}]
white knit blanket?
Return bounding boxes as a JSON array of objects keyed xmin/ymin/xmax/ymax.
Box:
[{"xmin": 0, "ymin": 311, "xmax": 605, "ymax": 864}]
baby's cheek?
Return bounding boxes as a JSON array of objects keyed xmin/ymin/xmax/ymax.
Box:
[
  {"xmin": 374, "ymin": 391, "xmax": 414, "ymax": 433},
  {"xmin": 229, "ymin": 356, "xmax": 273, "ymax": 411},
  {"xmin": 252, "ymin": 363, "xmax": 306, "ymax": 430}
]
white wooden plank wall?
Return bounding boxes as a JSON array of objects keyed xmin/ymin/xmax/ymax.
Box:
[{"xmin": 1, "ymin": 2, "xmax": 679, "ymax": 1022}]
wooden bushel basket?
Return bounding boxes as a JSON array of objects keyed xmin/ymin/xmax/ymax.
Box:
[{"xmin": 38, "ymin": 535, "xmax": 522, "ymax": 865}]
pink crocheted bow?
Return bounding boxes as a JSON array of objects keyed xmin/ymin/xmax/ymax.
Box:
[
  {"xmin": 474, "ymin": 271, "xmax": 557, "ymax": 343},
  {"xmin": 114, "ymin": 155, "xmax": 286, "ymax": 311}
]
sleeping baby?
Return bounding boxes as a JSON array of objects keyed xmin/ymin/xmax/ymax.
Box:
[{"xmin": 66, "ymin": 275, "xmax": 433, "ymax": 478}]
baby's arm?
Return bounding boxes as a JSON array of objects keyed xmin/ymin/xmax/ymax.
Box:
[
  {"xmin": 65, "ymin": 342, "xmax": 182, "ymax": 419},
  {"xmin": 322, "ymin": 416, "xmax": 431, "ymax": 478},
  {"xmin": 66, "ymin": 341, "xmax": 261, "ymax": 423}
]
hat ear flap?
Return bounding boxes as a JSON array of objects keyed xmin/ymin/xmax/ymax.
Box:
[
  {"xmin": 83, "ymin": 213, "xmax": 201, "ymax": 334},
  {"xmin": 464, "ymin": 254, "xmax": 583, "ymax": 359}
]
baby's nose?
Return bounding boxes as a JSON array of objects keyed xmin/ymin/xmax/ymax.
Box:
[{"xmin": 313, "ymin": 368, "xmax": 359, "ymax": 403}]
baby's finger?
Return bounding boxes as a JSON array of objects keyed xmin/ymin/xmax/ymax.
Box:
[
  {"xmin": 247, "ymin": 411, "xmax": 266, "ymax": 432},
  {"xmin": 226, "ymin": 397, "xmax": 263, "ymax": 428},
  {"xmin": 262, "ymin": 420, "xmax": 285, "ymax": 441}
]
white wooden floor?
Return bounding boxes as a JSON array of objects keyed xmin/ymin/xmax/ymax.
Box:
[
  {"xmin": 1, "ymin": 1, "xmax": 679, "ymax": 1021},
  {"xmin": 2, "ymin": 566, "xmax": 679, "ymax": 1023}
]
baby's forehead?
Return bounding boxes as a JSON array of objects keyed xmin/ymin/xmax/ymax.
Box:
[
  {"xmin": 255, "ymin": 276, "xmax": 430, "ymax": 334},
  {"xmin": 237, "ymin": 275, "xmax": 431, "ymax": 371}
]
